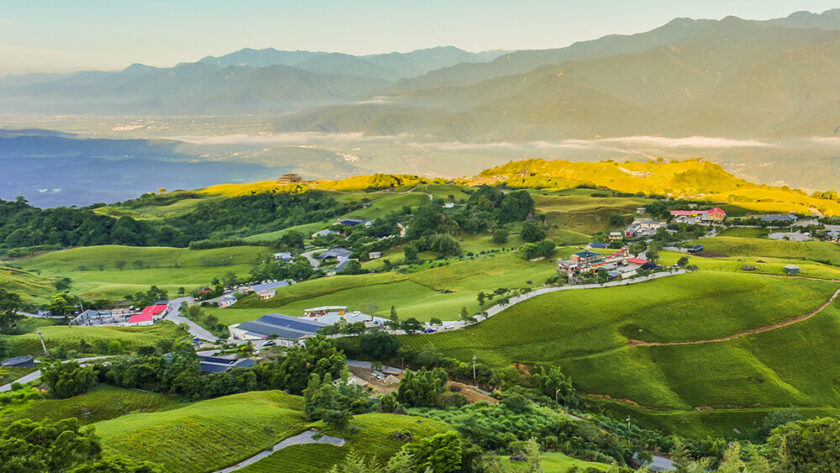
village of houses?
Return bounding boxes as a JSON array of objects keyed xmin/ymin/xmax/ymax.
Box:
[{"xmin": 23, "ymin": 203, "xmax": 840, "ymax": 375}]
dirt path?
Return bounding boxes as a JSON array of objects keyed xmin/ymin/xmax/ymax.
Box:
[{"xmin": 628, "ymin": 286, "xmax": 840, "ymax": 347}]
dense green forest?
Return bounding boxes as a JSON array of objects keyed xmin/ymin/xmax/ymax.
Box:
[{"xmin": 0, "ymin": 193, "xmax": 358, "ymax": 251}]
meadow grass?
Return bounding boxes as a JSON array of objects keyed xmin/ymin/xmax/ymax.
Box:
[
  {"xmin": 94, "ymin": 390, "xmax": 308, "ymax": 473},
  {"xmin": 14, "ymin": 245, "xmax": 272, "ymax": 299},
  {"xmin": 500, "ymin": 451, "xmax": 613, "ymax": 472},
  {"xmin": 0, "ymin": 385, "xmax": 181, "ymax": 426},
  {"xmin": 5, "ymin": 322, "xmax": 186, "ymax": 357},
  {"xmin": 401, "ymin": 271, "xmax": 840, "ymax": 419},
  {"xmin": 691, "ymin": 237, "xmax": 840, "ymax": 266},
  {"xmin": 716, "ymin": 227, "xmax": 770, "ymax": 238},
  {"xmin": 659, "ymin": 251, "xmax": 840, "ymax": 280},
  {"xmin": 213, "ymin": 252, "xmax": 557, "ymax": 323},
  {"xmin": 0, "ymin": 366, "xmax": 37, "ymax": 386},
  {"xmin": 0, "ymin": 266, "xmax": 56, "ymax": 304}
]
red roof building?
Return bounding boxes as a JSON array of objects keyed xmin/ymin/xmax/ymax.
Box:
[
  {"xmin": 128, "ymin": 304, "xmax": 167, "ymax": 324},
  {"xmin": 627, "ymin": 258, "xmax": 648, "ymax": 265}
]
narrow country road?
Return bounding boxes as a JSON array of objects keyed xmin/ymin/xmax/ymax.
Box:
[
  {"xmin": 0, "ymin": 356, "xmax": 111, "ymax": 393},
  {"xmin": 300, "ymin": 248, "xmax": 324, "ymax": 268},
  {"xmin": 212, "ymin": 430, "xmax": 345, "ymax": 473},
  {"xmin": 164, "ymin": 296, "xmax": 218, "ymax": 342}
]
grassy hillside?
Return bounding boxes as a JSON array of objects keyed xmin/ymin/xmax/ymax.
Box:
[
  {"xmin": 210, "ymin": 251, "xmax": 557, "ymax": 324},
  {"xmin": 401, "ymin": 269, "xmax": 840, "ymax": 434},
  {"xmin": 94, "ymin": 391, "xmax": 307, "ymax": 473},
  {"xmin": 5, "ymin": 322, "xmax": 185, "ymax": 357},
  {"xmin": 689, "ymin": 237, "xmax": 840, "ymax": 266},
  {"xmin": 93, "ymin": 390, "xmax": 453, "ymax": 473},
  {"xmin": 0, "ymin": 266, "xmax": 56, "ymax": 304},
  {"xmin": 14, "ymin": 245, "xmax": 271, "ymax": 299},
  {"xmin": 474, "ymin": 159, "xmax": 840, "ymax": 216},
  {"xmin": 0, "ymin": 385, "xmax": 181, "ymax": 426}
]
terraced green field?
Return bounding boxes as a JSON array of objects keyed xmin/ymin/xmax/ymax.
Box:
[
  {"xmin": 14, "ymin": 245, "xmax": 272, "ymax": 299},
  {"xmin": 94, "ymin": 391, "xmax": 308, "ymax": 473},
  {"xmin": 211, "ymin": 252, "xmax": 556, "ymax": 323},
  {"xmin": 5, "ymin": 322, "xmax": 185, "ymax": 357},
  {"xmin": 401, "ymin": 270, "xmax": 840, "ymax": 435},
  {"xmin": 0, "ymin": 385, "xmax": 181, "ymax": 426}
]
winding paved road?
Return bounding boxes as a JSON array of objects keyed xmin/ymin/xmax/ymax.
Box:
[
  {"xmin": 212, "ymin": 430, "xmax": 345, "ymax": 473},
  {"xmin": 164, "ymin": 297, "xmax": 218, "ymax": 342}
]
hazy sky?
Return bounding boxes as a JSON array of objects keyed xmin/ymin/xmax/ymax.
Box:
[{"xmin": 1, "ymin": 0, "xmax": 838, "ymax": 75}]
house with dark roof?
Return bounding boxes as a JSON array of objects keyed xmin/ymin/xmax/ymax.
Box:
[
  {"xmin": 1, "ymin": 355, "xmax": 35, "ymax": 368},
  {"xmin": 759, "ymin": 214, "xmax": 798, "ymax": 224},
  {"xmin": 228, "ymin": 313, "xmax": 327, "ymax": 346},
  {"xmin": 336, "ymin": 218, "xmax": 371, "ymax": 227},
  {"xmin": 319, "ymin": 248, "xmax": 352, "ymax": 260},
  {"xmin": 198, "ymin": 354, "xmax": 256, "ymax": 373}
]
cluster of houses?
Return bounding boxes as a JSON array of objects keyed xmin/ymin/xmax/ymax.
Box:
[
  {"xmin": 558, "ymin": 248, "xmax": 652, "ymax": 279},
  {"xmin": 622, "ymin": 208, "xmax": 727, "ymax": 238},
  {"xmin": 68, "ymin": 303, "xmax": 168, "ymax": 327}
]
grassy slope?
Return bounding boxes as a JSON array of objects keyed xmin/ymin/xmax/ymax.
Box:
[
  {"xmin": 210, "ymin": 252, "xmax": 556, "ymax": 323},
  {"xmin": 14, "ymin": 245, "xmax": 272, "ymax": 299},
  {"xmin": 0, "ymin": 266, "xmax": 56, "ymax": 305},
  {"xmin": 690, "ymin": 237, "xmax": 840, "ymax": 266},
  {"xmin": 475, "ymin": 159, "xmax": 840, "ymax": 216},
  {"xmin": 501, "ymin": 452, "xmax": 613, "ymax": 472},
  {"xmin": 238, "ymin": 412, "xmax": 454, "ymax": 473},
  {"xmin": 5, "ymin": 322, "xmax": 185, "ymax": 357},
  {"xmin": 0, "ymin": 385, "xmax": 181, "ymax": 426},
  {"xmin": 401, "ymin": 269, "xmax": 840, "ymax": 434},
  {"xmin": 94, "ymin": 391, "xmax": 308, "ymax": 473},
  {"xmin": 94, "ymin": 390, "xmax": 452, "ymax": 473},
  {"xmin": 659, "ymin": 251, "xmax": 840, "ymax": 280}
]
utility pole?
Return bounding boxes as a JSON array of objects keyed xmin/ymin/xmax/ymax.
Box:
[
  {"xmin": 626, "ymin": 416, "xmax": 631, "ymax": 432},
  {"xmin": 472, "ymin": 355, "xmax": 477, "ymax": 386},
  {"xmin": 36, "ymin": 328, "xmax": 49, "ymax": 357},
  {"xmin": 556, "ymin": 388, "xmax": 561, "ymax": 404}
]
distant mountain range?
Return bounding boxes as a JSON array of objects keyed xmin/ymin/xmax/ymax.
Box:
[
  {"xmin": 275, "ymin": 10, "xmax": 840, "ymax": 141},
  {"xmin": 4, "ymin": 9, "xmax": 839, "ymax": 142}
]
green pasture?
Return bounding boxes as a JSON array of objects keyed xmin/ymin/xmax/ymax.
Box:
[
  {"xmin": 691, "ymin": 236, "xmax": 840, "ymax": 266},
  {"xmin": 5, "ymin": 322, "xmax": 185, "ymax": 357},
  {"xmin": 0, "ymin": 266, "xmax": 56, "ymax": 304},
  {"xmin": 0, "ymin": 385, "xmax": 181, "ymax": 426},
  {"xmin": 716, "ymin": 227, "xmax": 770, "ymax": 238},
  {"xmin": 659, "ymin": 251, "xmax": 840, "ymax": 280},
  {"xmin": 212, "ymin": 252, "xmax": 556, "ymax": 324},
  {"xmin": 500, "ymin": 451, "xmax": 614, "ymax": 472},
  {"xmin": 400, "ymin": 271, "xmax": 840, "ymax": 432},
  {"xmin": 94, "ymin": 391, "xmax": 308, "ymax": 473},
  {"xmin": 0, "ymin": 366, "xmax": 37, "ymax": 386},
  {"xmin": 14, "ymin": 245, "xmax": 272, "ymax": 299}
]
